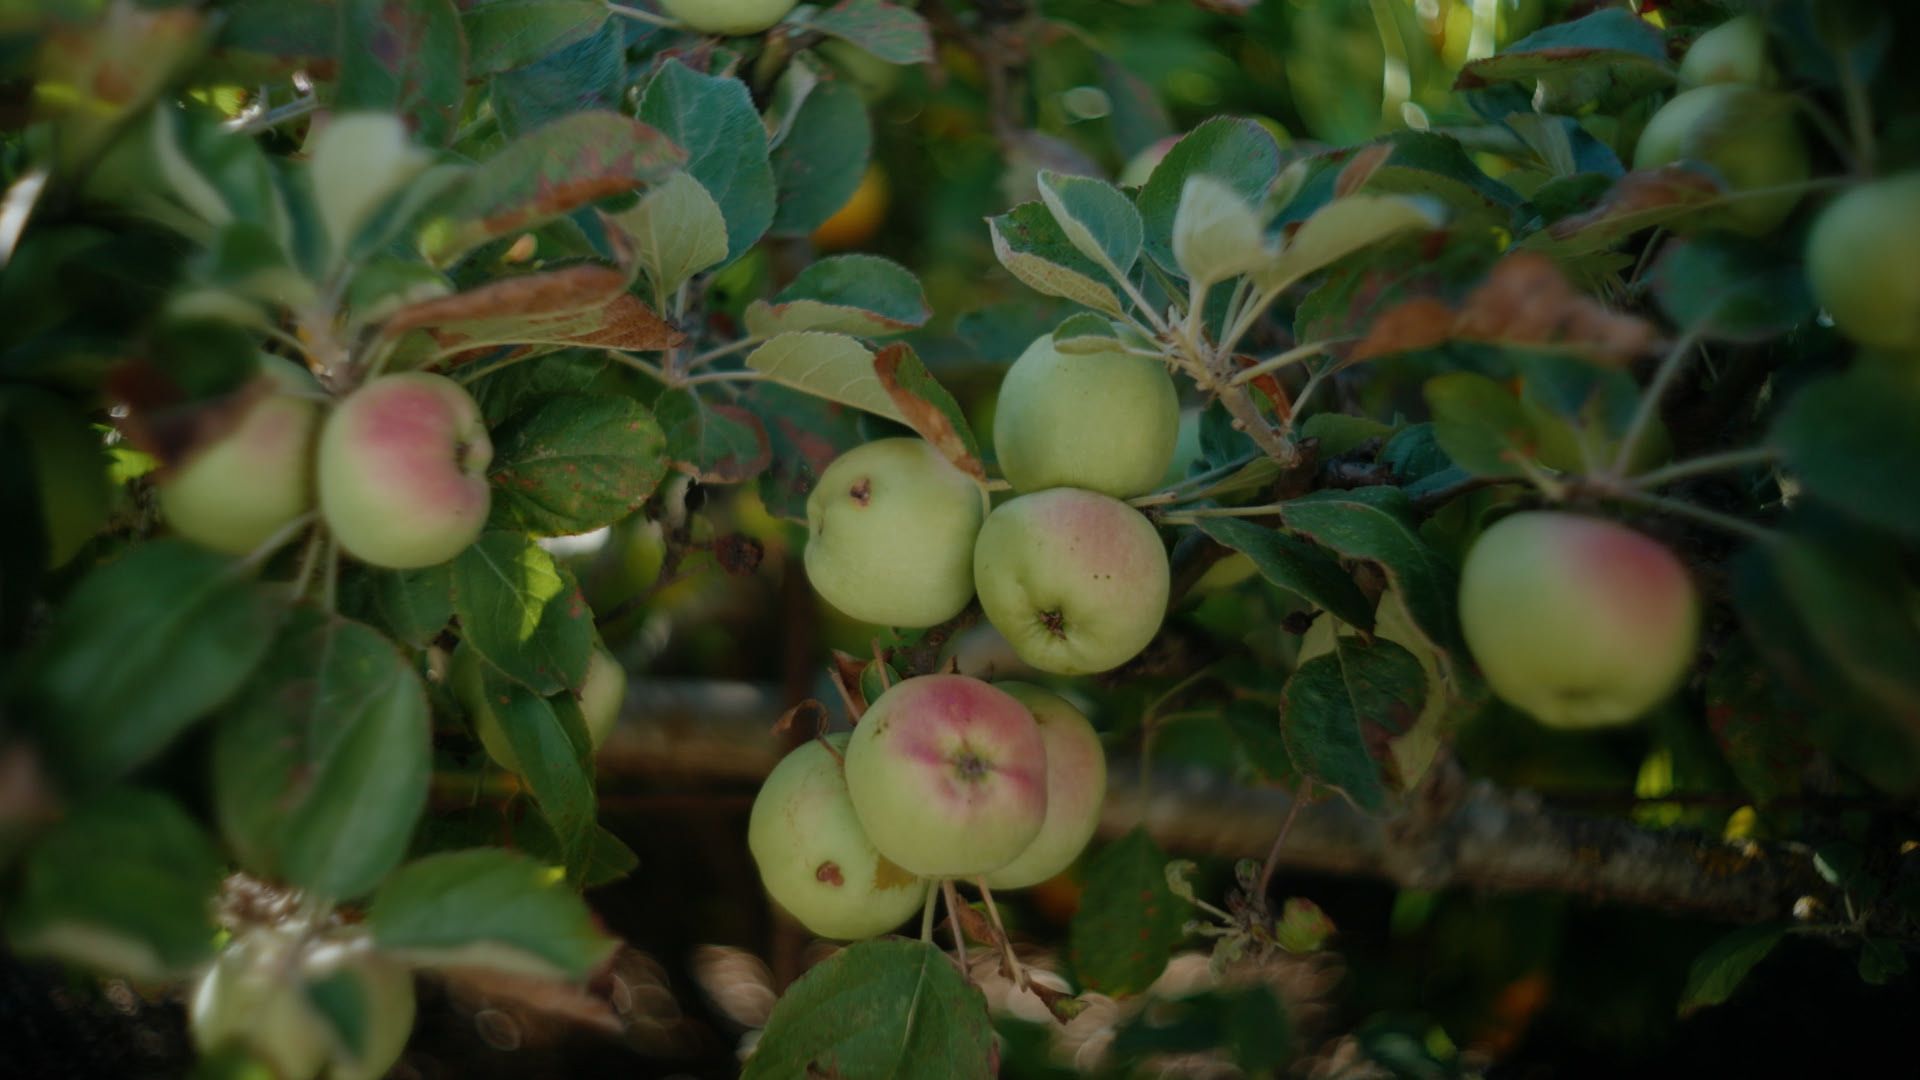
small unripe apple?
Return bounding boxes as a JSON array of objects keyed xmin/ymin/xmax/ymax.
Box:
[
  {"xmin": 452, "ymin": 644, "xmax": 624, "ymax": 774},
  {"xmin": 1680, "ymin": 15, "xmax": 1777, "ymax": 88},
  {"xmin": 1805, "ymin": 175, "xmax": 1920, "ymax": 349},
  {"xmin": 804, "ymin": 438, "xmax": 987, "ymax": 628},
  {"xmin": 748, "ymin": 734, "xmax": 929, "ymax": 939},
  {"xmin": 843, "ymin": 674, "xmax": 1048, "ymax": 878},
  {"xmin": 982, "ymin": 683, "xmax": 1106, "ymax": 890},
  {"xmin": 1632, "ymin": 84, "xmax": 1808, "ymax": 235},
  {"xmin": 993, "ymin": 334, "xmax": 1180, "ymax": 499},
  {"xmin": 190, "ymin": 928, "xmax": 414, "ymax": 1080},
  {"xmin": 658, "ymin": 0, "xmax": 796, "ymax": 35},
  {"xmin": 317, "ymin": 372, "xmax": 491, "ymax": 569},
  {"xmin": 973, "ymin": 489, "xmax": 1170, "ymax": 675},
  {"xmin": 1118, "ymin": 135, "xmax": 1180, "ymax": 188},
  {"xmin": 159, "ymin": 359, "xmax": 320, "ymax": 556},
  {"xmin": 1458, "ymin": 512, "xmax": 1699, "ymax": 729}
]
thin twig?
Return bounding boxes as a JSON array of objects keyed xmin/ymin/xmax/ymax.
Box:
[
  {"xmin": 682, "ymin": 369, "xmax": 770, "ymax": 387},
  {"xmin": 1631, "ymin": 446, "xmax": 1778, "ymax": 489},
  {"xmin": 1254, "ymin": 781, "xmax": 1312, "ymax": 910},
  {"xmin": 1229, "ymin": 338, "xmax": 1347, "ymax": 387},
  {"xmin": 1129, "ymin": 452, "xmax": 1259, "ymax": 509},
  {"xmin": 975, "ymin": 879, "xmax": 1029, "ymax": 989},
  {"xmin": 941, "ymin": 879, "xmax": 970, "ymax": 973},
  {"xmin": 683, "ymin": 337, "xmax": 759, "ymax": 372},
  {"xmin": 1610, "ymin": 321, "xmax": 1708, "ymax": 477},
  {"xmin": 920, "ymin": 886, "xmax": 938, "ymax": 944}
]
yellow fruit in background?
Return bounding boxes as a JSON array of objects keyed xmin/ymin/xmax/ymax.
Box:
[
  {"xmin": 812, "ymin": 165, "xmax": 890, "ymax": 251},
  {"xmin": 1632, "ymin": 85, "xmax": 1808, "ymax": 235},
  {"xmin": 1805, "ymin": 175, "xmax": 1920, "ymax": 349}
]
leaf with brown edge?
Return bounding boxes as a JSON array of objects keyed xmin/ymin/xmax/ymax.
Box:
[
  {"xmin": 655, "ymin": 389, "xmax": 772, "ymax": 484},
  {"xmin": 111, "ymin": 367, "xmax": 276, "ymax": 473},
  {"xmin": 1333, "ymin": 144, "xmax": 1391, "ymax": 199},
  {"xmin": 379, "ymin": 267, "xmax": 684, "ymax": 364},
  {"xmin": 422, "ymin": 111, "xmax": 686, "ymax": 265},
  {"xmin": 872, "ymin": 343, "xmax": 984, "ymax": 480},
  {"xmin": 1230, "ymin": 354, "xmax": 1294, "ymax": 422},
  {"xmin": 827, "ymin": 651, "xmax": 872, "ymax": 720},
  {"xmin": 1533, "ymin": 165, "xmax": 1722, "ymax": 257},
  {"xmin": 1350, "ymin": 252, "xmax": 1660, "ymax": 366}
]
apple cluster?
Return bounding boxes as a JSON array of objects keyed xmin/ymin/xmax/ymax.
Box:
[
  {"xmin": 748, "ymin": 674, "xmax": 1106, "ymax": 939},
  {"xmin": 804, "ymin": 333, "xmax": 1178, "ymax": 677},
  {"xmin": 159, "ymin": 366, "xmax": 494, "ymax": 570}
]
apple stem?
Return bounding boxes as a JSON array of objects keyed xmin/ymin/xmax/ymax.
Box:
[
  {"xmin": 813, "ymin": 734, "xmax": 845, "ymax": 767},
  {"xmin": 321, "ymin": 536, "xmax": 341, "ymax": 613},
  {"xmin": 288, "ymin": 526, "xmax": 327, "ymax": 601},
  {"xmin": 870, "ymin": 640, "xmax": 894, "ymax": 690},
  {"xmin": 1628, "ymin": 446, "xmax": 1778, "ymax": 489},
  {"xmin": 235, "ymin": 513, "xmax": 316, "ymax": 575},
  {"xmin": 974, "ymin": 878, "xmax": 1029, "ymax": 990},
  {"xmin": 1254, "ymin": 780, "xmax": 1313, "ymax": 914},
  {"xmin": 940, "ymin": 879, "xmax": 970, "ymax": 975},
  {"xmin": 920, "ymin": 886, "xmax": 938, "ymax": 944},
  {"xmin": 604, "ymin": 2, "xmax": 677, "ymax": 30}
]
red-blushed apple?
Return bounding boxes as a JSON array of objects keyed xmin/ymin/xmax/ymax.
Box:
[
  {"xmin": 1632, "ymin": 84, "xmax": 1808, "ymax": 235},
  {"xmin": 658, "ymin": 0, "xmax": 796, "ymax": 35},
  {"xmin": 992, "ymin": 333, "xmax": 1180, "ymax": 499},
  {"xmin": 748, "ymin": 734, "xmax": 930, "ymax": 939},
  {"xmin": 1458, "ymin": 512, "xmax": 1700, "ymax": 729},
  {"xmin": 158, "ymin": 358, "xmax": 320, "ymax": 556},
  {"xmin": 1805, "ymin": 174, "xmax": 1920, "ymax": 350},
  {"xmin": 843, "ymin": 674, "xmax": 1048, "ymax": 878},
  {"xmin": 982, "ymin": 683, "xmax": 1106, "ymax": 889},
  {"xmin": 317, "ymin": 372, "xmax": 491, "ymax": 569},
  {"xmin": 804, "ymin": 437, "xmax": 987, "ymax": 628},
  {"xmin": 451, "ymin": 644, "xmax": 624, "ymax": 775},
  {"xmin": 190, "ymin": 926, "xmax": 414, "ymax": 1080},
  {"xmin": 973, "ymin": 489, "xmax": 1170, "ymax": 675}
]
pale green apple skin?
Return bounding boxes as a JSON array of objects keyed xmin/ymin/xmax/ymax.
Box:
[
  {"xmin": 1806, "ymin": 175, "xmax": 1920, "ymax": 349},
  {"xmin": 844, "ymin": 674, "xmax": 1048, "ymax": 878},
  {"xmin": 159, "ymin": 380, "xmax": 320, "ymax": 556},
  {"xmin": 804, "ymin": 438, "xmax": 987, "ymax": 628},
  {"xmin": 659, "ymin": 0, "xmax": 797, "ymax": 35},
  {"xmin": 317, "ymin": 372, "xmax": 491, "ymax": 569},
  {"xmin": 1633, "ymin": 85, "xmax": 1808, "ymax": 235},
  {"xmin": 982, "ymin": 683, "xmax": 1106, "ymax": 890},
  {"xmin": 973, "ymin": 489, "xmax": 1170, "ymax": 676},
  {"xmin": 749, "ymin": 734, "xmax": 929, "ymax": 939},
  {"xmin": 1680, "ymin": 15, "xmax": 1777, "ymax": 88},
  {"xmin": 1459, "ymin": 512, "xmax": 1699, "ymax": 729},
  {"xmin": 190, "ymin": 928, "xmax": 415, "ymax": 1080},
  {"xmin": 993, "ymin": 334, "xmax": 1180, "ymax": 499},
  {"xmin": 453, "ymin": 645, "xmax": 622, "ymax": 775}
]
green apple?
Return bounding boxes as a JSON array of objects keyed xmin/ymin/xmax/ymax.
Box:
[
  {"xmin": 190, "ymin": 928, "xmax": 415, "ymax": 1080},
  {"xmin": 452, "ymin": 644, "xmax": 624, "ymax": 774},
  {"xmin": 993, "ymin": 333, "xmax": 1180, "ymax": 499},
  {"xmin": 1459, "ymin": 512, "xmax": 1699, "ymax": 729},
  {"xmin": 1632, "ymin": 84, "xmax": 1808, "ymax": 235},
  {"xmin": 1805, "ymin": 175, "xmax": 1920, "ymax": 349},
  {"xmin": 317, "ymin": 372, "xmax": 491, "ymax": 569},
  {"xmin": 1680, "ymin": 15, "xmax": 1777, "ymax": 88},
  {"xmin": 982, "ymin": 683, "xmax": 1106, "ymax": 890},
  {"xmin": 658, "ymin": 0, "xmax": 796, "ymax": 35},
  {"xmin": 159, "ymin": 359, "xmax": 321, "ymax": 556},
  {"xmin": 844, "ymin": 674, "xmax": 1048, "ymax": 878},
  {"xmin": 804, "ymin": 437, "xmax": 987, "ymax": 628},
  {"xmin": 749, "ymin": 734, "xmax": 930, "ymax": 939},
  {"xmin": 973, "ymin": 489, "xmax": 1170, "ymax": 675},
  {"xmin": 1118, "ymin": 135, "xmax": 1180, "ymax": 188}
]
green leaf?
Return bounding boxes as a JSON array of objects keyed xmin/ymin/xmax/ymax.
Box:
[
  {"xmin": 1424, "ymin": 371, "xmax": 1536, "ymax": 478},
  {"xmin": 1110, "ymin": 986, "xmax": 1293, "ymax": 1074},
  {"xmin": 769, "ymin": 74, "xmax": 873, "ymax": 236},
  {"xmin": 745, "ymin": 939, "xmax": 992, "ymax": 1079},
  {"xmin": 607, "ymin": 171, "xmax": 729, "ymax": 297},
  {"xmin": 1338, "ymin": 131, "xmax": 1522, "ymax": 230},
  {"xmin": 1678, "ymin": 925, "xmax": 1786, "ymax": 1015},
  {"xmin": 492, "ymin": 15, "xmax": 625, "ymax": 139},
  {"xmin": 1771, "ymin": 364, "xmax": 1920, "ymax": 540},
  {"xmin": 335, "ymin": 0, "xmax": 465, "ymax": 145},
  {"xmin": 477, "ymin": 664, "xmax": 598, "ymax": 877},
  {"xmin": 20, "ymin": 541, "xmax": 285, "ymax": 785},
  {"xmin": 743, "ymin": 382, "xmax": 869, "ymax": 520},
  {"xmin": 1297, "ymin": 412, "xmax": 1394, "ymax": 458},
  {"xmin": 369, "ymin": 849, "xmax": 617, "ymax": 979},
  {"xmin": 469, "ymin": 350, "xmax": 615, "ymax": 427},
  {"xmin": 655, "ymin": 388, "xmax": 774, "ymax": 484},
  {"xmin": 1455, "ymin": 7, "xmax": 1675, "ymax": 114},
  {"xmin": 1527, "ymin": 165, "xmax": 1724, "ymax": 258},
  {"xmin": 1650, "ymin": 237, "xmax": 1813, "ymax": 343},
  {"xmin": 1037, "ymin": 170, "xmax": 1143, "ymax": 282},
  {"xmin": 1281, "ymin": 638, "xmax": 1426, "ymax": 814},
  {"xmin": 1274, "ymin": 897, "xmax": 1336, "ymax": 954},
  {"xmin": 422, "ymin": 111, "xmax": 686, "ymax": 264},
  {"xmin": 744, "ymin": 333, "xmax": 900, "ymax": 418},
  {"xmin": 1137, "ymin": 117, "xmax": 1283, "ymax": 275},
  {"xmin": 487, "ymin": 393, "xmax": 668, "ymax": 536},
  {"xmin": 1743, "ymin": 533, "xmax": 1920, "ymax": 722},
  {"xmin": 8, "ymin": 788, "xmax": 223, "ymax": 980},
  {"xmin": 461, "ymin": 0, "xmax": 609, "ymax": 76},
  {"xmin": 1859, "ymin": 940, "xmax": 1909, "ymax": 986},
  {"xmin": 637, "ymin": 60, "xmax": 777, "ymax": 265},
  {"xmin": 1263, "ymin": 194, "xmax": 1444, "ymax": 291},
  {"xmin": 1068, "ymin": 827, "xmax": 1186, "ymax": 996},
  {"xmin": 1191, "ymin": 518, "xmax": 1373, "ymax": 630},
  {"xmin": 1171, "ymin": 174, "xmax": 1272, "ymax": 286},
  {"xmin": 1281, "ymin": 487, "xmax": 1463, "ymax": 661},
  {"xmin": 452, "ymin": 531, "xmax": 594, "ymax": 695},
  {"xmin": 803, "ymin": 0, "xmax": 935, "ymax": 65},
  {"xmin": 339, "ymin": 563, "xmax": 456, "ymax": 647},
  {"xmin": 873, "ymin": 342, "xmax": 984, "ymax": 473},
  {"xmin": 988, "ymin": 201, "xmax": 1124, "ymax": 317},
  {"xmin": 744, "ymin": 254, "xmax": 931, "ymax": 338},
  {"xmin": 213, "ymin": 609, "xmax": 431, "ymax": 900}
]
